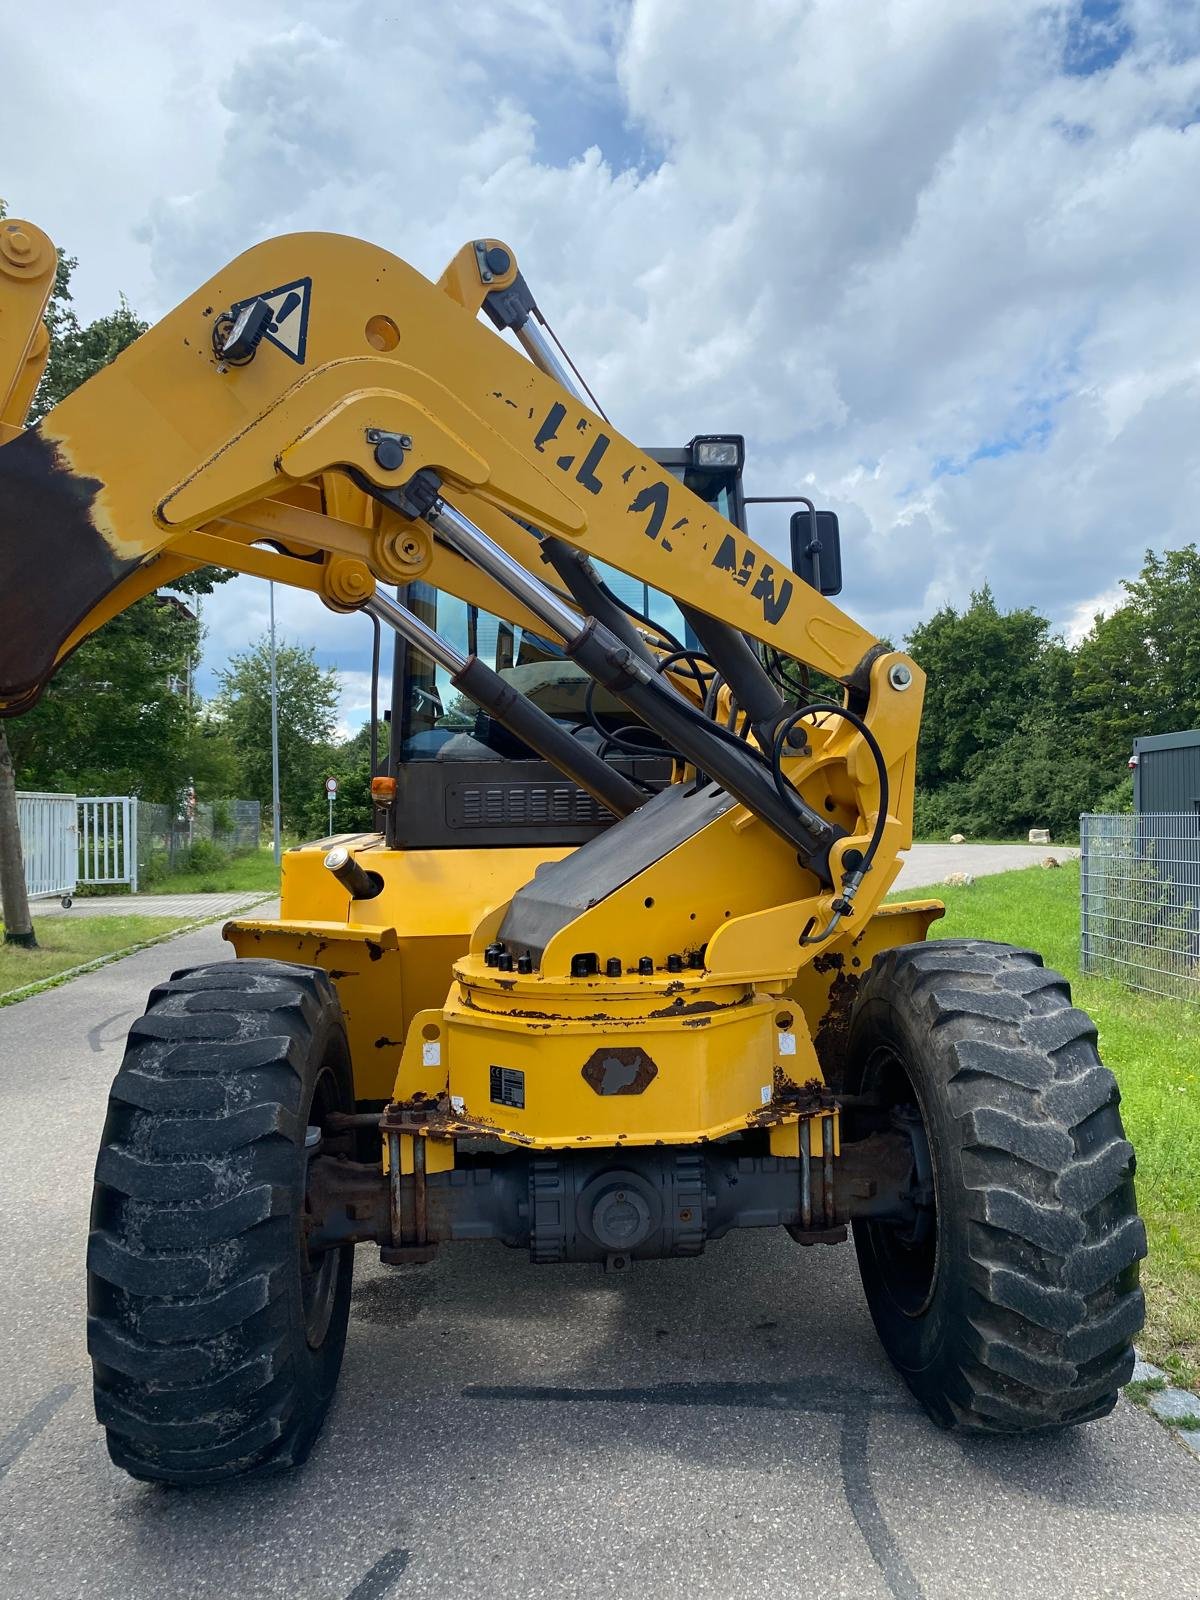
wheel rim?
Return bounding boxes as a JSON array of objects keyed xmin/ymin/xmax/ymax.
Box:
[
  {"xmin": 301, "ymin": 1063, "xmax": 344, "ymax": 1349},
  {"xmin": 860, "ymin": 1043, "xmax": 939, "ymax": 1318}
]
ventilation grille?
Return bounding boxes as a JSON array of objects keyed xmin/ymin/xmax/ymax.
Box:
[{"xmin": 448, "ymin": 782, "xmax": 608, "ymax": 829}]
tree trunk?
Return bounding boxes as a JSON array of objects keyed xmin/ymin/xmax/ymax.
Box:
[{"xmin": 0, "ymin": 725, "xmax": 37, "ymax": 948}]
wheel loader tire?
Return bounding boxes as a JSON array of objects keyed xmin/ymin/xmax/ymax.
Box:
[
  {"xmin": 844, "ymin": 939, "xmax": 1145, "ymax": 1434},
  {"xmin": 87, "ymin": 958, "xmax": 355, "ymax": 1484}
]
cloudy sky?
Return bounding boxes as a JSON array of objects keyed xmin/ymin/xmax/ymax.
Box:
[{"xmin": 6, "ymin": 0, "xmax": 1200, "ymax": 734}]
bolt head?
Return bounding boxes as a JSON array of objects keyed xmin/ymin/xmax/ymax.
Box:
[
  {"xmin": 888, "ymin": 663, "xmax": 914, "ymax": 691},
  {"xmin": 373, "ymin": 437, "xmax": 407, "ymax": 472},
  {"xmin": 0, "ymin": 221, "xmax": 52, "ymax": 280}
]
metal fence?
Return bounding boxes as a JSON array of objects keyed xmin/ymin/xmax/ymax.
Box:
[
  {"xmin": 15, "ymin": 791, "xmax": 77, "ymax": 901},
  {"xmin": 136, "ymin": 799, "xmax": 261, "ymax": 879},
  {"xmin": 1081, "ymin": 812, "xmax": 1200, "ymax": 1003},
  {"xmin": 79, "ymin": 795, "xmax": 138, "ymax": 892}
]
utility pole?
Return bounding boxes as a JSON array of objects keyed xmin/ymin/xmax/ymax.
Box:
[
  {"xmin": 0, "ymin": 726, "xmax": 36, "ymax": 947},
  {"xmin": 269, "ymin": 581, "xmax": 282, "ymax": 869}
]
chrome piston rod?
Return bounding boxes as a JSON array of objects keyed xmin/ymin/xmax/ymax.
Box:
[
  {"xmin": 428, "ymin": 501, "xmax": 584, "ymax": 645},
  {"xmin": 364, "ymin": 590, "xmax": 641, "ymax": 818},
  {"xmin": 515, "ymin": 318, "xmax": 582, "ymax": 399},
  {"xmin": 366, "ymin": 590, "xmax": 467, "ymax": 676}
]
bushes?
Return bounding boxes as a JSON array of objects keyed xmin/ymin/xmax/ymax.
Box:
[
  {"xmin": 179, "ymin": 838, "xmax": 230, "ymax": 875},
  {"xmin": 913, "ymin": 715, "xmax": 1104, "ymax": 840},
  {"xmin": 1095, "ymin": 772, "xmax": 1135, "ymax": 814},
  {"xmin": 139, "ymin": 838, "xmax": 231, "ymax": 889},
  {"xmin": 907, "ymin": 546, "xmax": 1200, "ymax": 840}
]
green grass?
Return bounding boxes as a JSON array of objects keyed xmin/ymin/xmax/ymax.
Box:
[
  {"xmin": 893, "ymin": 860, "xmax": 1200, "ymax": 1383},
  {"xmin": 140, "ymin": 847, "xmax": 281, "ymax": 897},
  {"xmin": 1125, "ymin": 1377, "xmax": 1167, "ymax": 1404},
  {"xmin": 1, "ymin": 915, "xmax": 191, "ymax": 1000}
]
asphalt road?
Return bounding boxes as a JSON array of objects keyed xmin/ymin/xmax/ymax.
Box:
[
  {"xmin": 895, "ymin": 841, "xmax": 1079, "ymax": 892},
  {"xmin": 2, "ymin": 912, "xmax": 1197, "ymax": 1600}
]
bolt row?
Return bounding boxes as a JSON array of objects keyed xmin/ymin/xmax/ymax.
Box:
[{"xmin": 483, "ymin": 944, "xmax": 706, "ymax": 977}]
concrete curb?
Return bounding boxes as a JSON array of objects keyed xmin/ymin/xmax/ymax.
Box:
[
  {"xmin": 1130, "ymin": 1351, "xmax": 1200, "ymax": 1460},
  {"xmin": 0, "ymin": 893, "xmax": 274, "ymax": 1007}
]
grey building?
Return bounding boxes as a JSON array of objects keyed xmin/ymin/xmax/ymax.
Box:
[{"xmin": 1132, "ymin": 729, "xmax": 1200, "ymax": 815}]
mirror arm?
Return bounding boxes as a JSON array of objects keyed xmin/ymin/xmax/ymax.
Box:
[{"xmin": 744, "ymin": 494, "xmax": 820, "ymax": 590}]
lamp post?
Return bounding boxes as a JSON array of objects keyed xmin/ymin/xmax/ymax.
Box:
[{"xmin": 269, "ymin": 582, "xmax": 281, "ymax": 868}]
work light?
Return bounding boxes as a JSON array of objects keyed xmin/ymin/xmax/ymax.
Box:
[{"xmin": 691, "ymin": 436, "xmax": 743, "ymax": 469}]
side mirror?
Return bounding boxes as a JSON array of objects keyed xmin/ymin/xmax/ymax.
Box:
[{"xmin": 789, "ymin": 506, "xmax": 842, "ymax": 596}]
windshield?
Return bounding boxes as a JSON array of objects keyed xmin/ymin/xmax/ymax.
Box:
[{"xmin": 396, "ymin": 464, "xmax": 738, "ymax": 763}]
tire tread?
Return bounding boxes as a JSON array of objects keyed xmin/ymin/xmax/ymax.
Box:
[
  {"xmin": 87, "ymin": 959, "xmax": 353, "ymax": 1483},
  {"xmin": 851, "ymin": 939, "xmax": 1144, "ymax": 1435}
]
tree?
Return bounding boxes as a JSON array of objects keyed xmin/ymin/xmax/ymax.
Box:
[
  {"xmin": 0, "ymin": 730, "xmax": 35, "ymax": 945},
  {"xmin": 905, "ymin": 585, "xmax": 1068, "ymax": 792},
  {"xmin": 28, "ymin": 280, "xmax": 148, "ymax": 422},
  {"xmin": 213, "ymin": 640, "xmax": 341, "ymax": 833},
  {"xmin": 294, "ymin": 720, "xmax": 390, "ymax": 839},
  {"xmin": 1072, "ymin": 544, "xmax": 1200, "ymax": 776},
  {"xmin": 913, "ymin": 710, "xmax": 1098, "ymax": 841},
  {"xmin": 905, "ymin": 549, "xmax": 1200, "ymax": 838},
  {"xmin": 5, "ymin": 598, "xmax": 208, "ymax": 802}
]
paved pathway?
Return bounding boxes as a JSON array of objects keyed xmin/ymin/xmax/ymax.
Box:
[
  {"xmin": 895, "ymin": 841, "xmax": 1078, "ymax": 893},
  {"xmin": 35, "ymin": 890, "xmax": 274, "ymax": 920},
  {"xmin": 0, "ymin": 920, "xmax": 1194, "ymax": 1600}
]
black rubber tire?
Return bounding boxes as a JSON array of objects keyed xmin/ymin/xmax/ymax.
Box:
[
  {"xmin": 844, "ymin": 939, "xmax": 1146, "ymax": 1433},
  {"xmin": 87, "ymin": 958, "xmax": 355, "ymax": 1483}
]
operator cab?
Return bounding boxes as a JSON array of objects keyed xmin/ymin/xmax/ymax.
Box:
[{"xmin": 383, "ymin": 435, "xmax": 827, "ymax": 850}]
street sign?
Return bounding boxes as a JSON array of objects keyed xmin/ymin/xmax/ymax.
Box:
[{"xmin": 325, "ymin": 777, "xmax": 338, "ymax": 795}]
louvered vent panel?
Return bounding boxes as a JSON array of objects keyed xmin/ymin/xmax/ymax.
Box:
[{"xmin": 450, "ymin": 783, "xmax": 607, "ymax": 828}]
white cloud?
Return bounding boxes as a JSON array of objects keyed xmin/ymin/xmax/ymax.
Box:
[
  {"xmin": 1063, "ymin": 583, "xmax": 1127, "ymax": 645},
  {"xmin": 332, "ymin": 670, "xmax": 383, "ymax": 741},
  {"xmin": 6, "ymin": 0, "xmax": 1200, "ymax": 714}
]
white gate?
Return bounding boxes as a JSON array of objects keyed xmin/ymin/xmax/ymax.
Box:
[
  {"xmin": 15, "ymin": 791, "xmax": 78, "ymax": 902},
  {"xmin": 77, "ymin": 796, "xmax": 139, "ymax": 893}
]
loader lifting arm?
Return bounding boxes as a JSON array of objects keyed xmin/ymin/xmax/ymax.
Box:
[{"xmin": 0, "ymin": 219, "xmax": 922, "ymax": 941}]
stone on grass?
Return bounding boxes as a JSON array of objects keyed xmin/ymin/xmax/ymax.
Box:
[
  {"xmin": 949, "ymin": 833, "xmax": 966, "ymax": 844},
  {"xmin": 1041, "ymin": 856, "xmax": 1061, "ymax": 869},
  {"xmin": 1132, "ymin": 1355, "xmax": 1166, "ymax": 1384},
  {"xmin": 944, "ymin": 872, "xmax": 975, "ymax": 887},
  {"xmin": 1028, "ymin": 827, "xmax": 1051, "ymax": 844},
  {"xmin": 1148, "ymin": 1387, "xmax": 1200, "ymax": 1424}
]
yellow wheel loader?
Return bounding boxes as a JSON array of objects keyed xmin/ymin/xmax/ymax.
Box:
[{"xmin": 0, "ymin": 215, "xmax": 1145, "ymax": 1484}]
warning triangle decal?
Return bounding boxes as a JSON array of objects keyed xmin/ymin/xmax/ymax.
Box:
[{"xmin": 230, "ymin": 277, "xmax": 312, "ymax": 364}]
